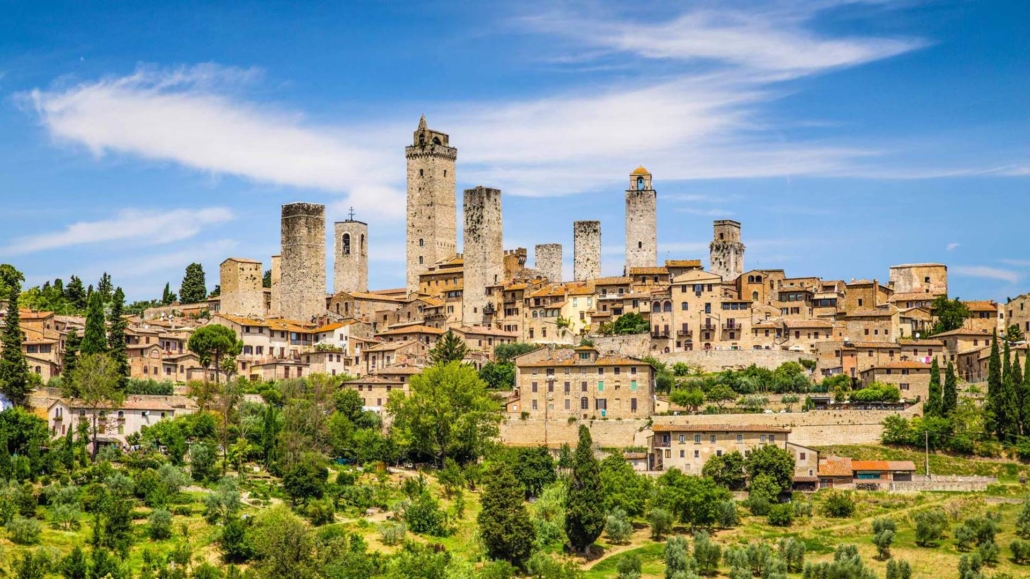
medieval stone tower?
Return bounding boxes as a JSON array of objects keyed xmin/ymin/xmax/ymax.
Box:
[
  {"xmin": 462, "ymin": 186, "xmax": 504, "ymax": 326},
  {"xmin": 280, "ymin": 202, "xmax": 326, "ymax": 321},
  {"xmin": 625, "ymin": 166, "xmax": 657, "ymax": 271},
  {"xmin": 334, "ymin": 213, "xmax": 368, "ymax": 294},
  {"xmin": 406, "ymin": 115, "xmax": 457, "ymax": 294},
  {"xmin": 218, "ymin": 258, "xmax": 265, "ymax": 318},
  {"xmin": 269, "ymin": 254, "xmax": 281, "ymax": 317},
  {"xmin": 709, "ymin": 219, "xmax": 745, "ymax": 281},
  {"xmin": 574, "ymin": 221, "xmax": 601, "ymax": 281},
  {"xmin": 535, "ymin": 243, "xmax": 563, "ymax": 283}
]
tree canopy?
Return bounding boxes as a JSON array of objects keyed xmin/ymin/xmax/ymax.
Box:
[
  {"xmin": 180, "ymin": 262, "xmax": 208, "ymax": 304},
  {"xmin": 0, "ymin": 265, "xmax": 30, "ymax": 406},
  {"xmin": 187, "ymin": 324, "xmax": 243, "ymax": 384},
  {"xmin": 429, "ymin": 330, "xmax": 470, "ymax": 365}
]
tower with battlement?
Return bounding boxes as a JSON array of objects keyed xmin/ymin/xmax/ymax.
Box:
[
  {"xmin": 462, "ymin": 186, "xmax": 504, "ymax": 326},
  {"xmin": 709, "ymin": 219, "xmax": 745, "ymax": 281},
  {"xmin": 334, "ymin": 211, "xmax": 368, "ymax": 294},
  {"xmin": 574, "ymin": 221, "xmax": 601, "ymax": 281},
  {"xmin": 625, "ymin": 166, "xmax": 657, "ymax": 271},
  {"xmin": 535, "ymin": 244, "xmax": 563, "ymax": 283},
  {"xmin": 406, "ymin": 116, "xmax": 457, "ymax": 294},
  {"xmin": 280, "ymin": 202, "xmax": 326, "ymax": 321}
]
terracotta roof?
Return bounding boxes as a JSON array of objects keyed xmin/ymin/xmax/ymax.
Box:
[
  {"xmin": 57, "ymin": 396, "xmax": 176, "ymax": 412},
  {"xmin": 863, "ymin": 361, "xmax": 932, "ymax": 371},
  {"xmin": 850, "ymin": 460, "xmax": 890, "ymax": 471},
  {"xmin": 665, "ymin": 259, "xmax": 702, "ymax": 268},
  {"xmin": 313, "ymin": 321, "xmax": 355, "ymax": 333},
  {"xmin": 377, "ymin": 325, "xmax": 445, "ymax": 336},
  {"xmin": 628, "ymin": 267, "xmax": 669, "ymax": 276},
  {"xmin": 899, "ymin": 339, "xmax": 944, "ymax": 347},
  {"xmin": 889, "ymin": 292, "xmax": 939, "ymax": 303},
  {"xmin": 215, "ymin": 314, "xmax": 269, "ymax": 327},
  {"xmin": 962, "ymin": 300, "xmax": 998, "ymax": 312},
  {"xmin": 221, "ymin": 257, "xmax": 261, "ymax": 264},
  {"xmin": 886, "ymin": 461, "xmax": 917, "ymax": 471},
  {"xmin": 652, "ymin": 424, "xmax": 790, "ymax": 434},
  {"xmin": 455, "ymin": 326, "xmax": 519, "ymax": 338},
  {"xmin": 365, "ymin": 339, "xmax": 422, "ymax": 352},
  {"xmin": 343, "ymin": 375, "xmax": 404, "ymax": 386},
  {"xmin": 783, "ymin": 319, "xmax": 832, "ymax": 329},
  {"xmin": 818, "ymin": 456, "xmax": 853, "ymax": 477},
  {"xmin": 345, "ymin": 291, "xmax": 405, "ymax": 302},
  {"xmin": 930, "ymin": 328, "xmax": 992, "ymax": 338},
  {"xmin": 593, "ymin": 277, "xmax": 633, "ymax": 286},
  {"xmin": 846, "ymin": 308, "xmax": 896, "ymax": 318},
  {"xmin": 375, "ymin": 365, "xmax": 423, "ymax": 375},
  {"xmin": 519, "ymin": 354, "xmax": 646, "ymax": 368}
]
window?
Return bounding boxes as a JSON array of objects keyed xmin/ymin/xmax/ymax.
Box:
[
  {"xmin": 800, "ymin": 452, "xmax": 806, "ymax": 461},
  {"xmin": 760, "ymin": 435, "xmax": 767, "ymax": 442},
  {"xmin": 736, "ymin": 434, "xmax": 743, "ymax": 443},
  {"xmin": 631, "ymin": 398, "xmax": 637, "ymax": 412},
  {"xmin": 532, "ymin": 400, "xmax": 538, "ymax": 410},
  {"xmin": 531, "ymin": 382, "xmax": 538, "ymax": 393},
  {"xmin": 678, "ymin": 434, "xmax": 686, "ymax": 444},
  {"xmin": 694, "ymin": 450, "xmax": 700, "ymax": 458},
  {"xmin": 595, "ymin": 399, "xmax": 607, "ymax": 410},
  {"xmin": 770, "ymin": 435, "xmax": 776, "ymax": 443},
  {"xmin": 565, "ymin": 399, "xmax": 570, "ymax": 410},
  {"xmin": 630, "ymin": 380, "xmax": 638, "ymax": 391},
  {"xmin": 581, "ymin": 381, "xmax": 587, "ymax": 392},
  {"xmin": 580, "ymin": 397, "xmax": 588, "ymax": 409},
  {"xmin": 710, "ymin": 435, "xmax": 716, "ymax": 443},
  {"xmin": 694, "ymin": 434, "xmax": 701, "ymax": 444},
  {"xmin": 598, "ymin": 381, "xmax": 604, "ymax": 392}
]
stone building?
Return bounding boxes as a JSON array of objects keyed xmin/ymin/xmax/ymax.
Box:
[
  {"xmin": 574, "ymin": 221, "xmax": 601, "ymax": 282},
  {"xmin": 889, "ymin": 263, "xmax": 947, "ymax": 297},
  {"xmin": 334, "ymin": 217, "xmax": 368, "ymax": 294},
  {"xmin": 535, "ymin": 243, "xmax": 563, "ymax": 283},
  {"xmin": 406, "ymin": 116, "xmax": 458, "ymax": 294},
  {"xmin": 650, "ymin": 424, "xmax": 790, "ymax": 474},
  {"xmin": 625, "ymin": 166, "xmax": 657, "ymax": 271},
  {"xmin": 269, "ymin": 255, "xmax": 281, "ymax": 317},
  {"xmin": 218, "ymin": 258, "xmax": 265, "ymax": 318},
  {"xmin": 1006, "ymin": 293, "xmax": 1030, "ymax": 336},
  {"xmin": 709, "ymin": 220, "xmax": 745, "ymax": 281},
  {"xmin": 280, "ymin": 203, "xmax": 326, "ymax": 321},
  {"xmin": 462, "ymin": 186, "xmax": 504, "ymax": 326}
]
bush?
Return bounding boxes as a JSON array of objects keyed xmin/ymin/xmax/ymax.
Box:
[
  {"xmin": 402, "ymin": 492, "xmax": 448, "ymax": 536},
  {"xmin": 648, "ymin": 507, "xmax": 673, "ymax": 540},
  {"xmin": 616, "ymin": 553, "xmax": 642, "ymax": 579},
  {"xmin": 821, "ymin": 491, "xmax": 855, "ymax": 518},
  {"xmin": 978, "ymin": 540, "xmax": 1000, "ymax": 565},
  {"xmin": 768, "ymin": 503, "xmax": 793, "ymax": 527},
  {"xmin": 379, "ymin": 521, "xmax": 406, "ymax": 546},
  {"xmin": 886, "ymin": 559, "xmax": 912, "ymax": 579},
  {"xmin": 7, "ymin": 516, "xmax": 41, "ymax": 545},
  {"xmin": 306, "ymin": 497, "xmax": 336, "ymax": 526},
  {"xmin": 779, "ymin": 538, "xmax": 806, "ymax": 573},
  {"xmin": 693, "ymin": 531, "xmax": 721, "ymax": 576},
  {"xmin": 873, "ymin": 529, "xmax": 895, "ymax": 560},
  {"xmin": 915, "ymin": 509, "xmax": 949, "ymax": 547},
  {"xmin": 147, "ymin": 509, "xmax": 173, "ymax": 540},
  {"xmin": 1011, "ymin": 538, "xmax": 1030, "ymax": 564},
  {"xmin": 717, "ymin": 500, "xmax": 739, "ymax": 528},
  {"xmin": 793, "ymin": 500, "xmax": 812, "ymax": 518},
  {"xmin": 605, "ymin": 508, "xmax": 633, "ymax": 545}
]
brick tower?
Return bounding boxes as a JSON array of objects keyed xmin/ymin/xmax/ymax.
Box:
[
  {"xmin": 462, "ymin": 186, "xmax": 504, "ymax": 326},
  {"xmin": 406, "ymin": 115, "xmax": 457, "ymax": 294},
  {"xmin": 219, "ymin": 258, "xmax": 264, "ymax": 318},
  {"xmin": 334, "ymin": 209, "xmax": 368, "ymax": 294},
  {"xmin": 535, "ymin": 243, "xmax": 563, "ymax": 283},
  {"xmin": 625, "ymin": 166, "xmax": 657, "ymax": 271},
  {"xmin": 280, "ymin": 202, "xmax": 326, "ymax": 321},
  {"xmin": 709, "ymin": 219, "xmax": 745, "ymax": 281},
  {"xmin": 574, "ymin": 221, "xmax": 601, "ymax": 281}
]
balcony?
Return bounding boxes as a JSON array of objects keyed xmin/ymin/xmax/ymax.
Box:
[
  {"xmin": 654, "ymin": 440, "xmax": 671, "ymax": 448},
  {"xmin": 723, "ymin": 321, "xmax": 739, "ymax": 330},
  {"xmin": 677, "ymin": 329, "xmax": 693, "ymax": 337},
  {"xmin": 652, "ymin": 332, "xmax": 670, "ymax": 339}
]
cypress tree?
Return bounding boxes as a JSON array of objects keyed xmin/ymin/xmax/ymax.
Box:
[
  {"xmin": 943, "ymin": 361, "xmax": 958, "ymax": 418},
  {"xmin": 1005, "ymin": 341, "xmax": 1013, "ymax": 384},
  {"xmin": 566, "ymin": 425, "xmax": 605, "ymax": 555},
  {"xmin": 64, "ymin": 276, "xmax": 87, "ymax": 311},
  {"xmin": 1015, "ymin": 353, "xmax": 1026, "ymax": 435},
  {"xmin": 179, "ymin": 263, "xmax": 207, "ymax": 304},
  {"xmin": 925, "ymin": 357, "xmax": 942, "ymax": 417},
  {"xmin": 987, "ymin": 330, "xmax": 1002, "ymax": 438},
  {"xmin": 429, "ymin": 330, "xmax": 470, "ymax": 365},
  {"xmin": 477, "ymin": 462, "xmax": 535, "ymax": 567},
  {"xmin": 80, "ymin": 292, "xmax": 108, "ymax": 355},
  {"xmin": 999, "ymin": 339, "xmax": 1021, "ymax": 442},
  {"xmin": 0, "ymin": 265, "xmax": 31, "ymax": 406},
  {"xmin": 1024, "ymin": 355, "xmax": 1030, "ymax": 436},
  {"xmin": 62, "ymin": 330, "xmax": 81, "ymax": 377},
  {"xmin": 107, "ymin": 288, "xmax": 129, "ymax": 390}
]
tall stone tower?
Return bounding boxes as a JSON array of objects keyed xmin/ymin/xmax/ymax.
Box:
[
  {"xmin": 269, "ymin": 255, "xmax": 281, "ymax": 317},
  {"xmin": 462, "ymin": 186, "xmax": 504, "ymax": 327},
  {"xmin": 709, "ymin": 220, "xmax": 745, "ymax": 281},
  {"xmin": 574, "ymin": 221, "xmax": 601, "ymax": 282},
  {"xmin": 625, "ymin": 166, "xmax": 657, "ymax": 271},
  {"xmin": 406, "ymin": 115, "xmax": 457, "ymax": 294},
  {"xmin": 280, "ymin": 202, "xmax": 326, "ymax": 321},
  {"xmin": 219, "ymin": 258, "xmax": 265, "ymax": 318},
  {"xmin": 334, "ymin": 211, "xmax": 368, "ymax": 294},
  {"xmin": 535, "ymin": 243, "xmax": 563, "ymax": 283}
]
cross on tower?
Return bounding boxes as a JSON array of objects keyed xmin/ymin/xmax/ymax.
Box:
[{"xmin": 348, "ymin": 207, "xmax": 355, "ymax": 221}]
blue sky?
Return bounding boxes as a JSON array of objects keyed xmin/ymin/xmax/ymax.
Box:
[{"xmin": 1, "ymin": 0, "xmax": 1028, "ymax": 302}]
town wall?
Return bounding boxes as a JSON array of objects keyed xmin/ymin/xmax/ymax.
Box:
[
  {"xmin": 574, "ymin": 221, "xmax": 601, "ymax": 281},
  {"xmin": 280, "ymin": 203, "xmax": 326, "ymax": 321},
  {"xmin": 334, "ymin": 220, "xmax": 369, "ymax": 294},
  {"xmin": 462, "ymin": 187, "xmax": 503, "ymax": 326},
  {"xmin": 535, "ymin": 243, "xmax": 563, "ymax": 283}
]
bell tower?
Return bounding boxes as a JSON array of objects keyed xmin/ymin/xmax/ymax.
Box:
[
  {"xmin": 405, "ymin": 116, "xmax": 457, "ymax": 294},
  {"xmin": 625, "ymin": 166, "xmax": 657, "ymax": 271}
]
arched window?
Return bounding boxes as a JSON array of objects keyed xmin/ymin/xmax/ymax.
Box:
[
  {"xmin": 752, "ymin": 291, "xmax": 759, "ymax": 301},
  {"xmin": 638, "ymin": 241, "xmax": 642, "ymax": 249},
  {"xmin": 756, "ymin": 275, "xmax": 763, "ymax": 283},
  {"xmin": 418, "ymin": 256, "xmax": 424, "ymax": 265},
  {"xmin": 342, "ymin": 233, "xmax": 351, "ymax": 255},
  {"xmin": 664, "ymin": 301, "xmax": 672, "ymax": 312},
  {"xmin": 433, "ymin": 136, "xmax": 441, "ymax": 145},
  {"xmin": 419, "ymin": 169, "xmax": 424, "ymax": 177},
  {"xmin": 419, "ymin": 133, "xmax": 425, "ymax": 146},
  {"xmin": 652, "ymin": 302, "xmax": 661, "ymax": 313},
  {"xmin": 360, "ymin": 234, "xmax": 365, "ymax": 254},
  {"xmin": 636, "ymin": 176, "xmax": 644, "ymax": 190},
  {"xmin": 748, "ymin": 275, "xmax": 755, "ymax": 283},
  {"xmin": 419, "ymin": 238, "xmax": 424, "ymax": 247}
]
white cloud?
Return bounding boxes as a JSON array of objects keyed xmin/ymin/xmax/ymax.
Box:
[
  {"xmin": 946, "ymin": 242, "xmax": 960, "ymax": 251},
  {"xmin": 952, "ymin": 265, "xmax": 1020, "ymax": 284},
  {"xmin": 1000, "ymin": 258, "xmax": 1030, "ymax": 267},
  {"xmin": 1, "ymin": 207, "xmax": 234, "ymax": 256}
]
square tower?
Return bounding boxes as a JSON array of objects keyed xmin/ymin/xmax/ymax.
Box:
[
  {"xmin": 574, "ymin": 221, "xmax": 601, "ymax": 281},
  {"xmin": 406, "ymin": 115, "xmax": 458, "ymax": 294},
  {"xmin": 462, "ymin": 186, "xmax": 504, "ymax": 326},
  {"xmin": 219, "ymin": 258, "xmax": 265, "ymax": 318},
  {"xmin": 280, "ymin": 202, "xmax": 327, "ymax": 321},
  {"xmin": 535, "ymin": 243, "xmax": 563, "ymax": 283},
  {"xmin": 625, "ymin": 166, "xmax": 657, "ymax": 271},
  {"xmin": 709, "ymin": 220, "xmax": 745, "ymax": 281},
  {"xmin": 334, "ymin": 213, "xmax": 369, "ymax": 294}
]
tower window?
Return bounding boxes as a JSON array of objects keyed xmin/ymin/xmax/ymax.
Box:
[
  {"xmin": 419, "ymin": 256, "xmax": 424, "ymax": 265},
  {"xmin": 638, "ymin": 241, "xmax": 642, "ymax": 249},
  {"xmin": 444, "ymin": 170, "xmax": 447, "ymax": 177},
  {"xmin": 342, "ymin": 233, "xmax": 351, "ymax": 255},
  {"xmin": 720, "ymin": 233, "xmax": 725, "ymax": 240},
  {"xmin": 419, "ymin": 169, "xmax": 424, "ymax": 177},
  {"xmin": 419, "ymin": 238, "xmax": 424, "ymax": 247},
  {"xmin": 360, "ymin": 234, "xmax": 365, "ymax": 253},
  {"xmin": 637, "ymin": 176, "xmax": 644, "ymax": 190}
]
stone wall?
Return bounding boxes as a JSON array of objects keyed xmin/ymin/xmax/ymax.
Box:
[
  {"xmin": 280, "ymin": 203, "xmax": 326, "ymax": 321},
  {"xmin": 535, "ymin": 243, "xmax": 563, "ymax": 283},
  {"xmin": 587, "ymin": 335, "xmax": 808, "ymax": 372},
  {"xmin": 405, "ymin": 121, "xmax": 458, "ymax": 294},
  {"xmin": 462, "ymin": 187, "xmax": 504, "ymax": 326},
  {"xmin": 889, "ymin": 263, "xmax": 948, "ymax": 296},
  {"xmin": 710, "ymin": 220, "xmax": 745, "ymax": 281},
  {"xmin": 219, "ymin": 258, "xmax": 265, "ymax": 318},
  {"xmin": 625, "ymin": 188, "xmax": 657, "ymax": 270},
  {"xmin": 334, "ymin": 220, "xmax": 369, "ymax": 294},
  {"xmin": 574, "ymin": 221, "xmax": 601, "ymax": 281}
]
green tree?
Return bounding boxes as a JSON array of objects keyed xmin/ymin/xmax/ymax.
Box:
[
  {"xmin": 179, "ymin": 263, "xmax": 208, "ymax": 304},
  {"xmin": 107, "ymin": 288, "xmax": 129, "ymax": 390},
  {"xmin": 914, "ymin": 508, "xmax": 948, "ymax": 547},
  {"xmin": 1000, "ymin": 340, "xmax": 1021, "ymax": 442},
  {"xmin": 931, "ymin": 296, "xmax": 970, "ymax": 335},
  {"xmin": 96, "ymin": 272, "xmax": 113, "ymax": 301},
  {"xmin": 599, "ymin": 451, "xmax": 651, "ymax": 517},
  {"xmin": 282, "ymin": 453, "xmax": 328, "ymax": 505},
  {"xmin": 565, "ymin": 425, "xmax": 605, "ymax": 554},
  {"xmin": 664, "ymin": 535, "xmax": 692, "ymax": 579},
  {"xmin": 702, "ymin": 451, "xmax": 746, "ymax": 491},
  {"xmin": 706, "ymin": 384, "xmax": 737, "ymax": 410},
  {"xmin": 670, "ymin": 387, "xmax": 704, "ymax": 413},
  {"xmin": 80, "ymin": 292, "xmax": 108, "ymax": 355},
  {"xmin": 478, "ymin": 462, "xmax": 535, "ymax": 567},
  {"xmin": 262, "ymin": 269, "xmax": 272, "ymax": 288},
  {"xmin": 511, "ymin": 446, "xmax": 556, "ymax": 499},
  {"xmin": 613, "ymin": 312, "xmax": 649, "ymax": 335},
  {"xmin": 161, "ymin": 282, "xmax": 176, "ymax": 305},
  {"xmin": 479, "ymin": 361, "xmax": 515, "ymax": 390},
  {"xmin": 943, "ymin": 360, "xmax": 959, "ymax": 418},
  {"xmin": 1006, "ymin": 324, "xmax": 1026, "ymax": 344},
  {"xmin": 925, "ymin": 357, "xmax": 942, "ymax": 417},
  {"xmin": 987, "ymin": 330, "xmax": 1002, "ymax": 438},
  {"xmin": 494, "ymin": 342, "xmax": 540, "ymax": 364},
  {"xmin": 250, "ymin": 505, "xmax": 313, "ymax": 578},
  {"xmin": 655, "ymin": 468, "xmax": 730, "ymax": 529},
  {"xmin": 429, "ymin": 330, "xmax": 470, "ymax": 365},
  {"xmin": 743, "ymin": 444, "xmax": 794, "ymax": 495},
  {"xmin": 387, "ymin": 361, "xmax": 500, "ymax": 466},
  {"xmin": 1016, "ymin": 497, "xmax": 1030, "ymax": 539},
  {"xmin": 65, "ymin": 276, "xmax": 87, "ymax": 310},
  {"xmin": 0, "ymin": 265, "xmax": 31, "ymax": 405},
  {"xmin": 68, "ymin": 353, "xmax": 125, "ymax": 461},
  {"xmin": 694, "ymin": 530, "xmax": 722, "ymax": 576},
  {"xmin": 187, "ymin": 324, "xmax": 243, "ymax": 385},
  {"xmin": 62, "ymin": 330, "xmax": 81, "ymax": 377}
]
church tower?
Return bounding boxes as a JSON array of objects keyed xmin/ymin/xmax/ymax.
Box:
[
  {"xmin": 405, "ymin": 116, "xmax": 457, "ymax": 294},
  {"xmin": 625, "ymin": 166, "xmax": 657, "ymax": 271},
  {"xmin": 334, "ymin": 208, "xmax": 368, "ymax": 294}
]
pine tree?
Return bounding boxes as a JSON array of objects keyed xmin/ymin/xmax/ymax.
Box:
[
  {"xmin": 65, "ymin": 276, "xmax": 87, "ymax": 311},
  {"xmin": 179, "ymin": 263, "xmax": 207, "ymax": 304},
  {"xmin": 0, "ymin": 265, "xmax": 31, "ymax": 406},
  {"xmin": 161, "ymin": 283, "xmax": 173, "ymax": 305},
  {"xmin": 566, "ymin": 425, "xmax": 605, "ymax": 555},
  {"xmin": 80, "ymin": 292, "xmax": 108, "ymax": 355},
  {"xmin": 925, "ymin": 357, "xmax": 942, "ymax": 417},
  {"xmin": 96, "ymin": 272, "xmax": 113, "ymax": 302},
  {"xmin": 62, "ymin": 330, "xmax": 82, "ymax": 377},
  {"xmin": 943, "ymin": 361, "xmax": 958, "ymax": 418},
  {"xmin": 1005, "ymin": 341, "xmax": 1013, "ymax": 385},
  {"xmin": 429, "ymin": 330, "xmax": 470, "ymax": 365},
  {"xmin": 987, "ymin": 330, "xmax": 1002, "ymax": 438},
  {"xmin": 477, "ymin": 462, "xmax": 535, "ymax": 567},
  {"xmin": 107, "ymin": 288, "xmax": 129, "ymax": 390}
]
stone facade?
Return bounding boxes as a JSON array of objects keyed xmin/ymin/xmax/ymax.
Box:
[
  {"xmin": 406, "ymin": 116, "xmax": 457, "ymax": 294},
  {"xmin": 709, "ymin": 219, "xmax": 745, "ymax": 281},
  {"xmin": 334, "ymin": 219, "xmax": 369, "ymax": 294},
  {"xmin": 625, "ymin": 167, "xmax": 657, "ymax": 271},
  {"xmin": 889, "ymin": 263, "xmax": 947, "ymax": 296},
  {"xmin": 269, "ymin": 255, "xmax": 281, "ymax": 317},
  {"xmin": 534, "ymin": 243, "xmax": 563, "ymax": 283},
  {"xmin": 280, "ymin": 203, "xmax": 326, "ymax": 321},
  {"xmin": 462, "ymin": 186, "xmax": 504, "ymax": 326},
  {"xmin": 574, "ymin": 220, "xmax": 601, "ymax": 281},
  {"xmin": 219, "ymin": 258, "xmax": 265, "ymax": 318}
]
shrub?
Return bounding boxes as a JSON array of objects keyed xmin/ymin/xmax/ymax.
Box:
[
  {"xmin": 379, "ymin": 521, "xmax": 406, "ymax": 546},
  {"xmin": 147, "ymin": 509, "xmax": 173, "ymax": 540},
  {"xmin": 616, "ymin": 553, "xmax": 642, "ymax": 579},
  {"xmin": 914, "ymin": 509, "xmax": 949, "ymax": 547},
  {"xmin": 1011, "ymin": 538, "xmax": 1030, "ymax": 564},
  {"xmin": 7, "ymin": 516, "xmax": 41, "ymax": 545},
  {"xmin": 768, "ymin": 503, "xmax": 793, "ymax": 527},
  {"xmin": 402, "ymin": 492, "xmax": 448, "ymax": 536},
  {"xmin": 793, "ymin": 500, "xmax": 812, "ymax": 518},
  {"xmin": 821, "ymin": 491, "xmax": 855, "ymax": 518},
  {"xmin": 717, "ymin": 500, "xmax": 739, "ymax": 528},
  {"xmin": 779, "ymin": 538, "xmax": 805, "ymax": 573},
  {"xmin": 306, "ymin": 497, "xmax": 336, "ymax": 526},
  {"xmin": 873, "ymin": 529, "xmax": 895, "ymax": 559},
  {"xmin": 605, "ymin": 508, "xmax": 633, "ymax": 545},
  {"xmin": 886, "ymin": 559, "xmax": 912, "ymax": 579},
  {"xmin": 648, "ymin": 507, "xmax": 673, "ymax": 540},
  {"xmin": 978, "ymin": 540, "xmax": 1000, "ymax": 565},
  {"xmin": 664, "ymin": 535, "xmax": 694, "ymax": 578},
  {"xmin": 693, "ymin": 531, "xmax": 721, "ymax": 576}
]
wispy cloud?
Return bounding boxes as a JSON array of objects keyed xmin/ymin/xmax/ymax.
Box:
[
  {"xmin": 1, "ymin": 207, "xmax": 233, "ymax": 256},
  {"xmin": 952, "ymin": 265, "xmax": 1020, "ymax": 284},
  {"xmin": 946, "ymin": 242, "xmax": 960, "ymax": 251},
  {"xmin": 1000, "ymin": 258, "xmax": 1030, "ymax": 267}
]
